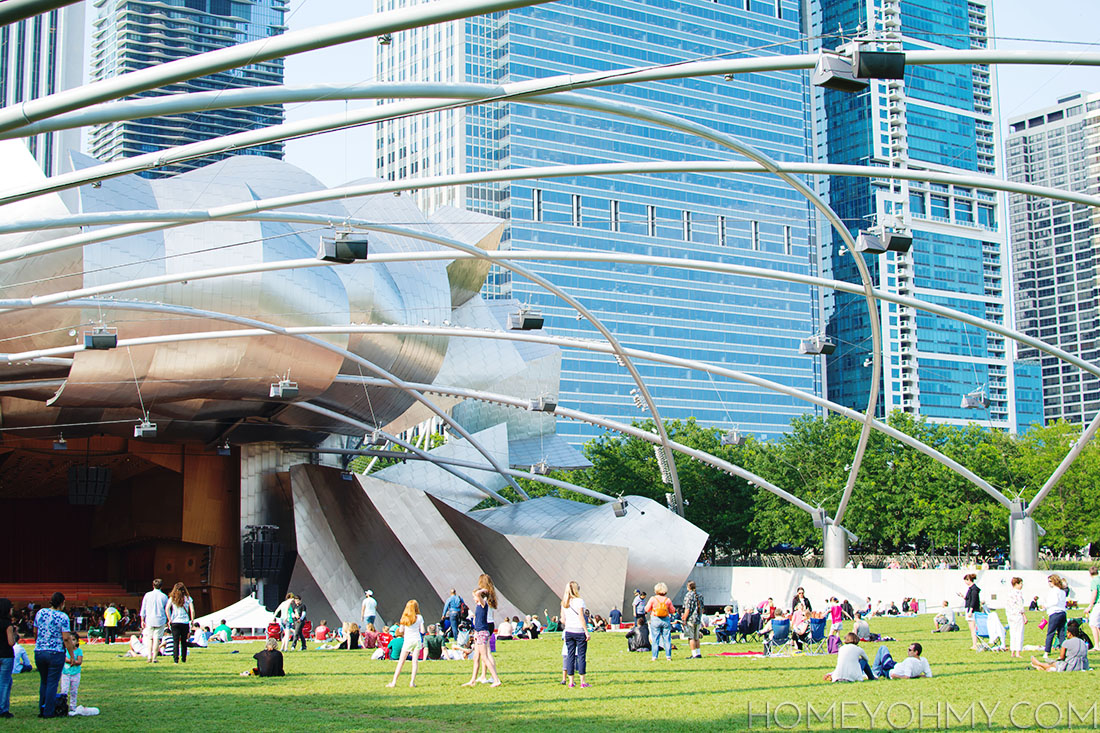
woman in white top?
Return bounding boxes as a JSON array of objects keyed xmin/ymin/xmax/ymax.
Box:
[
  {"xmin": 824, "ymin": 633, "xmax": 870, "ymax": 682},
  {"xmin": 164, "ymin": 583, "xmax": 194, "ymax": 664},
  {"xmin": 561, "ymin": 581, "xmax": 590, "ymax": 688},
  {"xmin": 1042, "ymin": 574, "xmax": 1068, "ymax": 656},
  {"xmin": 1005, "ymin": 577, "xmax": 1027, "ymax": 658},
  {"xmin": 387, "ymin": 599, "xmax": 425, "ymax": 688}
]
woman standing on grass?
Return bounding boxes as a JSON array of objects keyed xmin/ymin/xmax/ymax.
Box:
[
  {"xmin": 165, "ymin": 583, "xmax": 194, "ymax": 664},
  {"xmin": 462, "ymin": 577, "xmax": 501, "ymax": 687},
  {"xmin": 1005, "ymin": 577, "xmax": 1027, "ymax": 658},
  {"xmin": 387, "ymin": 600, "xmax": 425, "ymax": 688},
  {"xmin": 1, "ymin": 598, "xmax": 15, "ymax": 719},
  {"xmin": 645, "ymin": 582, "xmax": 675, "ymax": 661},
  {"xmin": 959, "ymin": 574, "xmax": 981, "ymax": 650},
  {"xmin": 561, "ymin": 581, "xmax": 590, "ymax": 688},
  {"xmin": 1042, "ymin": 574, "xmax": 1068, "ymax": 657}
]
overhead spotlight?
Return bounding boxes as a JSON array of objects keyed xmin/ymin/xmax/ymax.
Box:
[
  {"xmin": 134, "ymin": 418, "xmax": 157, "ymax": 439},
  {"xmin": 853, "ymin": 230, "xmax": 887, "ymax": 254},
  {"xmin": 378, "ymin": 33, "xmax": 392, "ymax": 45},
  {"xmin": 53, "ymin": 434, "xmax": 67, "ymax": 450},
  {"xmin": 367, "ymin": 429, "xmax": 386, "ymax": 447},
  {"xmin": 812, "ymin": 508, "xmax": 827, "ymax": 529},
  {"xmin": 217, "ymin": 441, "xmax": 231, "ymax": 456},
  {"xmin": 961, "ymin": 389, "xmax": 990, "ymax": 409},
  {"xmin": 721, "ymin": 429, "xmax": 746, "ymax": 446},
  {"xmin": 531, "ymin": 460, "xmax": 550, "ymax": 475},
  {"xmin": 317, "ymin": 230, "xmax": 369, "ymax": 264},
  {"xmin": 341, "ymin": 471, "xmax": 355, "ymax": 481},
  {"xmin": 811, "ymin": 47, "xmax": 868, "ymax": 93},
  {"xmin": 862, "ymin": 356, "xmax": 874, "ymax": 367},
  {"xmin": 270, "ymin": 378, "xmax": 299, "ymax": 399},
  {"xmin": 799, "ymin": 333, "xmax": 836, "ymax": 355},
  {"xmin": 82, "ymin": 325, "xmax": 118, "ymax": 350},
  {"xmin": 852, "ymin": 43, "xmax": 905, "ymax": 80},
  {"xmin": 872, "ymin": 214, "xmax": 913, "ymax": 253},
  {"xmin": 612, "ymin": 498, "xmax": 628, "ymax": 518},
  {"xmin": 653, "ymin": 445, "xmax": 673, "ymax": 484},
  {"xmin": 723, "ymin": 73, "xmax": 734, "ymax": 81},
  {"xmin": 529, "ymin": 395, "xmax": 557, "ymax": 412},
  {"xmin": 508, "ymin": 305, "xmax": 544, "ymax": 330}
]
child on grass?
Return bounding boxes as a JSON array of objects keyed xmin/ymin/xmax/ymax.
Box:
[
  {"xmin": 59, "ymin": 633, "xmax": 99, "ymax": 716},
  {"xmin": 387, "ymin": 600, "xmax": 425, "ymax": 688}
]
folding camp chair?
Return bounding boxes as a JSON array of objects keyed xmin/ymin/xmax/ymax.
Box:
[
  {"xmin": 973, "ymin": 612, "xmax": 994, "ymax": 652},
  {"xmin": 985, "ymin": 609, "xmax": 1006, "ymax": 650},
  {"xmin": 806, "ymin": 617, "xmax": 828, "ymax": 655},
  {"xmin": 715, "ymin": 614, "xmax": 739, "ymax": 643},
  {"xmin": 738, "ymin": 612, "xmax": 762, "ymax": 643},
  {"xmin": 764, "ymin": 619, "xmax": 795, "ymax": 657}
]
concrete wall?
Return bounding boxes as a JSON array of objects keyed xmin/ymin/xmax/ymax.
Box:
[{"xmin": 686, "ymin": 566, "xmax": 1095, "ymax": 613}]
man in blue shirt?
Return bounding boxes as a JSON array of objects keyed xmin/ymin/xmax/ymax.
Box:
[
  {"xmin": 442, "ymin": 589, "xmax": 464, "ymax": 640},
  {"xmin": 609, "ymin": 607, "xmax": 622, "ymax": 626},
  {"xmin": 139, "ymin": 579, "xmax": 168, "ymax": 663}
]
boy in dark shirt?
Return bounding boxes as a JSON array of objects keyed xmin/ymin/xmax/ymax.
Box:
[{"xmin": 424, "ymin": 624, "xmax": 444, "ymax": 660}]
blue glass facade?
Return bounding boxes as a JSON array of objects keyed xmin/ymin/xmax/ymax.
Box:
[
  {"xmin": 381, "ymin": 0, "xmax": 820, "ymax": 445},
  {"xmin": 502, "ymin": 0, "xmax": 818, "ymax": 443},
  {"xmin": 89, "ymin": 0, "xmax": 287, "ymax": 177},
  {"xmin": 815, "ymin": 0, "xmax": 1040, "ymax": 431}
]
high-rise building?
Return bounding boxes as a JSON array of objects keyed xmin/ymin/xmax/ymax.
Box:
[
  {"xmin": 88, "ymin": 0, "xmax": 287, "ymax": 177},
  {"xmin": 811, "ymin": 0, "xmax": 1042, "ymax": 432},
  {"xmin": 377, "ymin": 0, "xmax": 822, "ymax": 445},
  {"xmin": 0, "ymin": 3, "xmax": 85, "ymax": 176},
  {"xmin": 1007, "ymin": 91, "xmax": 1100, "ymax": 425}
]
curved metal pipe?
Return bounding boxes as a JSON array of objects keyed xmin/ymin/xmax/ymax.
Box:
[
  {"xmin": 1025, "ymin": 411, "xmax": 1100, "ymax": 516},
  {"xmin": 4, "ymin": 159, "xmax": 1098, "ymax": 237},
  {"xmin": 0, "ymin": 0, "xmax": 555, "ymax": 134},
  {"xmin": 293, "ymin": 401, "xmax": 508, "ymax": 505}
]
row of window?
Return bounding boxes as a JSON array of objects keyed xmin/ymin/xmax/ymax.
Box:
[{"xmin": 530, "ymin": 189, "xmax": 796, "ymax": 254}]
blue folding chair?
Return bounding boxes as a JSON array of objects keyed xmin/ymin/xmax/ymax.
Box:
[
  {"xmin": 973, "ymin": 612, "xmax": 994, "ymax": 652},
  {"xmin": 806, "ymin": 617, "xmax": 828, "ymax": 655},
  {"xmin": 764, "ymin": 618, "xmax": 794, "ymax": 657},
  {"xmin": 715, "ymin": 614, "xmax": 739, "ymax": 643}
]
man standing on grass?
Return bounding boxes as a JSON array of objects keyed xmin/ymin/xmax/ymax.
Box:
[
  {"xmin": 681, "ymin": 581, "xmax": 704, "ymax": 659},
  {"xmin": 632, "ymin": 590, "xmax": 646, "ymax": 622},
  {"xmin": 140, "ymin": 579, "xmax": 168, "ymax": 663},
  {"xmin": 1087, "ymin": 565, "xmax": 1099, "ymax": 650},
  {"xmin": 361, "ymin": 590, "xmax": 378, "ymax": 629},
  {"xmin": 102, "ymin": 602, "xmax": 120, "ymax": 645},
  {"xmin": 442, "ymin": 589, "xmax": 463, "ymax": 641}
]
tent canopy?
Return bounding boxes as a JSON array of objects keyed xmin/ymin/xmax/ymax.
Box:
[{"xmin": 194, "ymin": 594, "xmax": 272, "ymax": 632}]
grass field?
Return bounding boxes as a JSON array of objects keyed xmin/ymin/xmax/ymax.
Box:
[{"xmin": 5, "ymin": 612, "xmax": 1096, "ymax": 731}]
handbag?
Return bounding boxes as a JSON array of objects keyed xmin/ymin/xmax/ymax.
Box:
[{"xmin": 1038, "ymin": 618, "xmax": 1048, "ymax": 630}]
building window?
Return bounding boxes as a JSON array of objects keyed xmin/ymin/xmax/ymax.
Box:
[
  {"xmin": 718, "ymin": 216, "xmax": 727, "ymax": 246},
  {"xmin": 682, "ymin": 211, "xmax": 692, "ymax": 241},
  {"xmin": 784, "ymin": 225, "xmax": 792, "ymax": 255},
  {"xmin": 751, "ymin": 220, "xmax": 760, "ymax": 250},
  {"xmin": 647, "ymin": 205, "xmax": 657, "ymax": 237},
  {"xmin": 532, "ymin": 188, "xmax": 543, "ymax": 222},
  {"xmin": 610, "ymin": 199, "xmax": 620, "ymax": 232},
  {"xmin": 571, "ymin": 194, "xmax": 581, "ymax": 226}
]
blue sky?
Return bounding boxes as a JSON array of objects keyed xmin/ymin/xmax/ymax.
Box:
[{"xmin": 281, "ymin": 0, "xmax": 1100, "ymax": 186}]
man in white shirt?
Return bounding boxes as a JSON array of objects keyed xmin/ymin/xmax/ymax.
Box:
[
  {"xmin": 824, "ymin": 633, "xmax": 871, "ymax": 682},
  {"xmin": 361, "ymin": 590, "xmax": 378, "ymax": 629},
  {"xmin": 140, "ymin": 578, "xmax": 169, "ymax": 663},
  {"xmin": 887, "ymin": 642, "xmax": 932, "ymax": 679}
]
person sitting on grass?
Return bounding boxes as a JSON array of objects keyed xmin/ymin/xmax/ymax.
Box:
[
  {"xmin": 1030, "ymin": 621, "xmax": 1091, "ymax": 672},
  {"xmin": 387, "ymin": 626, "xmax": 404, "ymax": 661},
  {"xmin": 543, "ymin": 611, "xmax": 561, "ymax": 633},
  {"xmin": 932, "ymin": 602, "xmax": 957, "ymax": 633},
  {"xmin": 824, "ymin": 633, "xmax": 872, "ymax": 683},
  {"xmin": 424, "ymin": 624, "xmax": 444, "ymax": 660},
  {"xmin": 211, "ymin": 620, "xmax": 232, "ymax": 643},
  {"xmin": 244, "ymin": 637, "xmax": 285, "ymax": 677},
  {"xmin": 869, "ymin": 642, "xmax": 932, "ymax": 679},
  {"xmin": 313, "ymin": 620, "xmax": 330, "ymax": 643},
  {"xmin": 337, "ymin": 623, "xmax": 360, "ymax": 650}
]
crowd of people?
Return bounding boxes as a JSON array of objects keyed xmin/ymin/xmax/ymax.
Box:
[{"xmin": 3, "ymin": 566, "xmax": 1096, "ymax": 716}]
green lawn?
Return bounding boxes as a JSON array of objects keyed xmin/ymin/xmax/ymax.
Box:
[{"xmin": 6, "ymin": 612, "xmax": 1095, "ymax": 731}]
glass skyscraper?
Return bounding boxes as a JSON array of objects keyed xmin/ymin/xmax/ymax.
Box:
[
  {"xmin": 1007, "ymin": 91, "xmax": 1100, "ymax": 425},
  {"xmin": 811, "ymin": 0, "xmax": 1042, "ymax": 432},
  {"xmin": 88, "ymin": 0, "xmax": 288, "ymax": 178},
  {"xmin": 0, "ymin": 3, "xmax": 85, "ymax": 176},
  {"xmin": 377, "ymin": 0, "xmax": 821, "ymax": 445}
]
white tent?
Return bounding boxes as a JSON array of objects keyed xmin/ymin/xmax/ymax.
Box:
[{"xmin": 194, "ymin": 594, "xmax": 273, "ymax": 635}]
